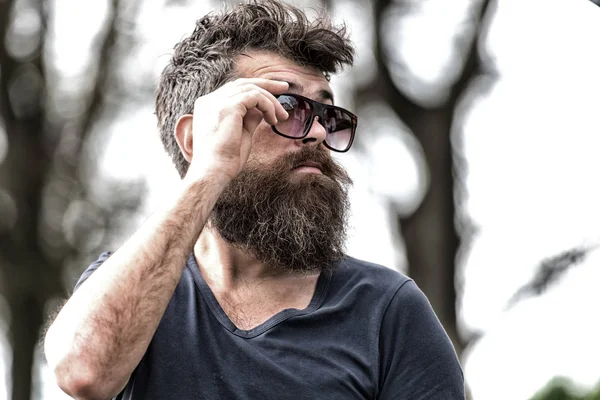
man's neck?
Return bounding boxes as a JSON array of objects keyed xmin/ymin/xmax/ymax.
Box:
[
  {"xmin": 193, "ymin": 226, "xmax": 320, "ymax": 330},
  {"xmin": 193, "ymin": 226, "xmax": 319, "ymax": 292}
]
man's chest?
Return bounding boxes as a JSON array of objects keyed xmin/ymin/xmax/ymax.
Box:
[
  {"xmin": 119, "ymin": 293, "xmax": 378, "ymax": 400},
  {"xmin": 216, "ymin": 295, "xmax": 311, "ymax": 330},
  {"xmin": 124, "ymin": 330, "xmax": 376, "ymax": 400}
]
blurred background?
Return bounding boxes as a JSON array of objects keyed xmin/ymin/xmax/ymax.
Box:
[{"xmin": 1, "ymin": 0, "xmax": 600, "ymax": 399}]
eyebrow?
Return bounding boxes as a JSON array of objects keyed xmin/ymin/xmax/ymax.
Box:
[{"xmin": 285, "ymin": 81, "xmax": 335, "ymax": 104}]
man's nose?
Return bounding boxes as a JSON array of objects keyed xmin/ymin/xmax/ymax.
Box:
[{"xmin": 300, "ymin": 116, "xmax": 327, "ymax": 147}]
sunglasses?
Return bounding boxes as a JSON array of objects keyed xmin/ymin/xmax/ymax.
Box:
[{"xmin": 271, "ymin": 93, "xmax": 358, "ymax": 152}]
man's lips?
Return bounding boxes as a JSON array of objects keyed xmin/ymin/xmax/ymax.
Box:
[{"xmin": 293, "ymin": 161, "xmax": 323, "ymax": 174}]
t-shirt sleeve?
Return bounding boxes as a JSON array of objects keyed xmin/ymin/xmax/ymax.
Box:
[
  {"xmin": 73, "ymin": 251, "xmax": 113, "ymax": 291},
  {"xmin": 378, "ymin": 279, "xmax": 465, "ymax": 400}
]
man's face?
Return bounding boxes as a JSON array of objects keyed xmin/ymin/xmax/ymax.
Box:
[
  {"xmin": 209, "ymin": 51, "xmax": 353, "ymax": 273},
  {"xmin": 236, "ymin": 51, "xmax": 336, "ymax": 171}
]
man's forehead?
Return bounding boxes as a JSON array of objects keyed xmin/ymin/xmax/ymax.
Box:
[
  {"xmin": 235, "ymin": 51, "xmax": 334, "ymax": 103},
  {"xmin": 281, "ymin": 80, "xmax": 334, "ymax": 104}
]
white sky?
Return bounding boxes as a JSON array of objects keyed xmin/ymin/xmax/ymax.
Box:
[
  {"xmin": 461, "ymin": 0, "xmax": 600, "ymax": 398},
  {"xmin": 2, "ymin": 0, "xmax": 600, "ymax": 399}
]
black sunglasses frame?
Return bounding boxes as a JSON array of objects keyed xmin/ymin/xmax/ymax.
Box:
[{"xmin": 271, "ymin": 93, "xmax": 358, "ymax": 153}]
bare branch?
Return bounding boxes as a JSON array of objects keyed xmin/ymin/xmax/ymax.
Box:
[
  {"xmin": 358, "ymin": 0, "xmax": 422, "ymax": 134},
  {"xmin": 363, "ymin": 0, "xmax": 495, "ymax": 135},
  {"xmin": 77, "ymin": 0, "xmax": 121, "ymax": 154},
  {"xmin": 448, "ymin": 0, "xmax": 495, "ymax": 108},
  {"xmin": 507, "ymin": 245, "xmax": 599, "ymax": 308}
]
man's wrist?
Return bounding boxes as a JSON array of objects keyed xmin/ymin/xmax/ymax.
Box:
[{"xmin": 182, "ymin": 163, "xmax": 233, "ymax": 191}]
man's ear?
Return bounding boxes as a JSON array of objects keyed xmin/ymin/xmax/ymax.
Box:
[{"xmin": 174, "ymin": 114, "xmax": 194, "ymax": 163}]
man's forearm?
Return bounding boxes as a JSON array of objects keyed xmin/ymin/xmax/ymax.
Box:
[{"xmin": 44, "ymin": 175, "xmax": 228, "ymax": 399}]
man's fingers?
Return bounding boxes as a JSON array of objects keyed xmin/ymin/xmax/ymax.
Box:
[
  {"xmin": 237, "ymin": 84, "xmax": 289, "ymax": 123},
  {"xmin": 233, "ymin": 91, "xmax": 279, "ymax": 126}
]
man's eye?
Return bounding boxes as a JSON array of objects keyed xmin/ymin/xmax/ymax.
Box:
[{"xmin": 328, "ymin": 120, "xmax": 351, "ymax": 132}]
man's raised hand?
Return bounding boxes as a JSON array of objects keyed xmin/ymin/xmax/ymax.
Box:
[{"xmin": 175, "ymin": 78, "xmax": 289, "ymax": 184}]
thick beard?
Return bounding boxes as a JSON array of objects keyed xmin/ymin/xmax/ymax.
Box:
[{"xmin": 210, "ymin": 147, "xmax": 352, "ymax": 274}]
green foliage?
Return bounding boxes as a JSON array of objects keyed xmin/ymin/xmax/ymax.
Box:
[{"xmin": 532, "ymin": 378, "xmax": 600, "ymax": 400}]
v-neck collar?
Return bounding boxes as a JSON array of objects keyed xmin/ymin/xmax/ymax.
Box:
[{"xmin": 186, "ymin": 253, "xmax": 333, "ymax": 338}]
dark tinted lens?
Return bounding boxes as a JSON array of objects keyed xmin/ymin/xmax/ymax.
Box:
[
  {"xmin": 274, "ymin": 95, "xmax": 312, "ymax": 138},
  {"xmin": 324, "ymin": 108, "xmax": 354, "ymax": 151}
]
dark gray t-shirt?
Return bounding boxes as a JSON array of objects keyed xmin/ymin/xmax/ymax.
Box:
[{"xmin": 76, "ymin": 252, "xmax": 464, "ymax": 399}]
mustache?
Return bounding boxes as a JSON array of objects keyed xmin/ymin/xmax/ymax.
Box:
[{"xmin": 275, "ymin": 147, "xmax": 352, "ymax": 184}]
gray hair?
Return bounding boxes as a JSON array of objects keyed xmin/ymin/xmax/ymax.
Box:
[{"xmin": 155, "ymin": 0, "xmax": 355, "ymax": 177}]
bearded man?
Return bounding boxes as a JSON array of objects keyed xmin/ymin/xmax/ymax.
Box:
[{"xmin": 44, "ymin": 1, "xmax": 465, "ymax": 399}]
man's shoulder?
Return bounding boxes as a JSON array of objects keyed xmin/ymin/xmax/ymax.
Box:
[{"xmin": 333, "ymin": 256, "xmax": 411, "ymax": 294}]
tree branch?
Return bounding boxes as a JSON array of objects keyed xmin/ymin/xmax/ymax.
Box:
[
  {"xmin": 358, "ymin": 0, "xmax": 423, "ymax": 134},
  {"xmin": 448, "ymin": 0, "xmax": 494, "ymax": 108},
  {"xmin": 76, "ymin": 0, "xmax": 120, "ymax": 158},
  {"xmin": 507, "ymin": 246, "xmax": 597, "ymax": 308},
  {"xmin": 362, "ymin": 0, "xmax": 494, "ymax": 136}
]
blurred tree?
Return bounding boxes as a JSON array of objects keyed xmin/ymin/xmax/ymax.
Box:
[
  {"xmin": 0, "ymin": 0, "xmax": 144, "ymax": 399},
  {"xmin": 531, "ymin": 377, "xmax": 600, "ymax": 400},
  {"xmin": 346, "ymin": 0, "xmax": 495, "ymax": 358}
]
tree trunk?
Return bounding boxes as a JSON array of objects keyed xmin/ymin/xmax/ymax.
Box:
[
  {"xmin": 362, "ymin": 0, "xmax": 493, "ymax": 358},
  {"xmin": 0, "ymin": 1, "xmax": 62, "ymax": 398},
  {"xmin": 0, "ymin": 0, "xmax": 125, "ymax": 397},
  {"xmin": 0, "ymin": 95, "xmax": 55, "ymax": 400},
  {"xmin": 1, "ymin": 127, "xmax": 56, "ymax": 400},
  {"xmin": 7, "ymin": 292, "xmax": 44, "ymax": 400},
  {"xmin": 397, "ymin": 108, "xmax": 462, "ymax": 354}
]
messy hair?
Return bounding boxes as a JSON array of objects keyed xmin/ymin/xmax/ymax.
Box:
[{"xmin": 155, "ymin": 0, "xmax": 355, "ymax": 178}]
